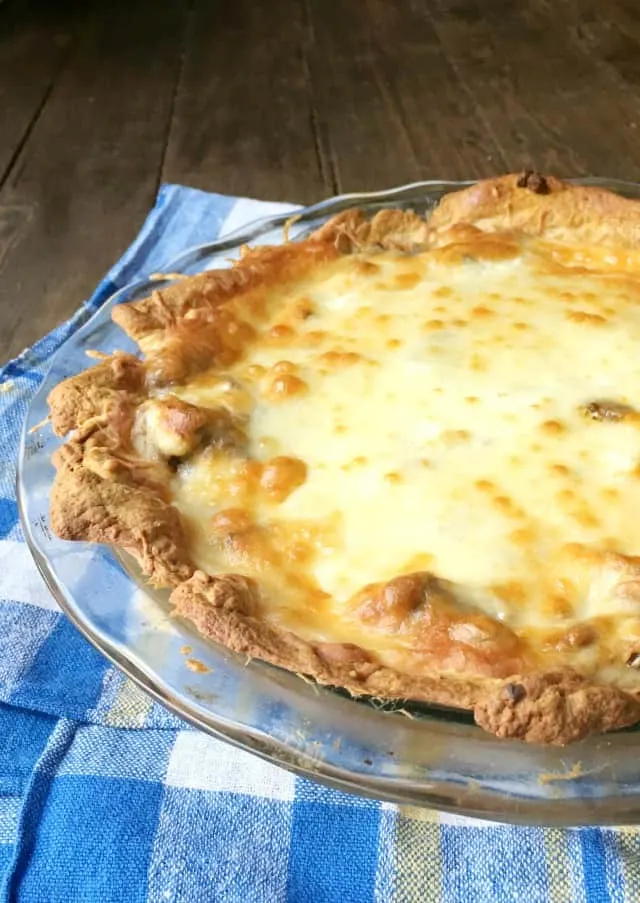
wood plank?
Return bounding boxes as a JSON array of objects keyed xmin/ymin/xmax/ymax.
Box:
[
  {"xmin": 4, "ymin": 0, "xmax": 640, "ymax": 366},
  {"xmin": 533, "ymin": 0, "xmax": 640, "ymax": 99},
  {"xmin": 162, "ymin": 0, "xmax": 331, "ymax": 206},
  {"xmin": 0, "ymin": 0, "xmax": 189, "ymax": 362},
  {"xmin": 305, "ymin": 0, "xmax": 508, "ymax": 192},
  {"xmin": 0, "ymin": 204, "xmax": 32, "ymax": 270},
  {"xmin": 428, "ymin": 0, "xmax": 640, "ymax": 179},
  {"xmin": 0, "ymin": 0, "xmax": 78, "ymax": 186}
]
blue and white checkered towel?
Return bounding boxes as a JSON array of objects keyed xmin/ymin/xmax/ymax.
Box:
[{"xmin": 1, "ymin": 184, "xmax": 640, "ymax": 902}]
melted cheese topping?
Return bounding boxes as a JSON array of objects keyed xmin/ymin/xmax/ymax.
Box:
[{"xmin": 164, "ymin": 238, "xmax": 640, "ymax": 686}]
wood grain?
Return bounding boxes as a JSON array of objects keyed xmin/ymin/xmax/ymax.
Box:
[
  {"xmin": 0, "ymin": 0, "xmax": 77, "ymax": 187},
  {"xmin": 162, "ymin": 0, "xmax": 331, "ymax": 205},
  {"xmin": 534, "ymin": 0, "xmax": 640, "ymax": 94},
  {"xmin": 305, "ymin": 0, "xmax": 507, "ymax": 191},
  {"xmin": 0, "ymin": 0, "xmax": 189, "ymax": 360},
  {"xmin": 429, "ymin": 0, "xmax": 640, "ymax": 178},
  {"xmin": 3, "ymin": 0, "xmax": 640, "ymax": 362}
]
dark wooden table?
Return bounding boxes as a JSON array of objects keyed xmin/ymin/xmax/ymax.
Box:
[{"xmin": 2, "ymin": 0, "xmax": 640, "ymax": 361}]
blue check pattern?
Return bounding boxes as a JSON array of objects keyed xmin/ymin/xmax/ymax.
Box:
[{"xmin": 1, "ymin": 184, "xmax": 639, "ymax": 902}]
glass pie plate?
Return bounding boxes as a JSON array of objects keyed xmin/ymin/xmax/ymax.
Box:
[{"xmin": 17, "ymin": 178, "xmax": 640, "ymax": 826}]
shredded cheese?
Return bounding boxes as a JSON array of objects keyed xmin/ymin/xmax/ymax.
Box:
[{"xmin": 159, "ymin": 240, "xmax": 640, "ymax": 684}]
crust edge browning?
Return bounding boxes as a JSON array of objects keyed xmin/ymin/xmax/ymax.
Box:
[
  {"xmin": 48, "ymin": 174, "xmax": 640, "ymax": 745},
  {"xmin": 171, "ymin": 571, "xmax": 640, "ymax": 745},
  {"xmin": 429, "ymin": 171, "xmax": 640, "ymax": 249}
]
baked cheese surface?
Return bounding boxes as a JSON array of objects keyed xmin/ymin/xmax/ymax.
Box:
[{"xmin": 165, "ymin": 238, "xmax": 640, "ymax": 684}]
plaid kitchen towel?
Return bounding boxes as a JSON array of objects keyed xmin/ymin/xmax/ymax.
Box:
[{"xmin": 1, "ymin": 184, "xmax": 640, "ymax": 902}]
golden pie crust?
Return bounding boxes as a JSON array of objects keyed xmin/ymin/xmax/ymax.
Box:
[{"xmin": 48, "ymin": 173, "xmax": 640, "ymax": 745}]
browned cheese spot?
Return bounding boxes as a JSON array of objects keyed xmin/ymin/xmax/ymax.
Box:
[
  {"xmin": 222, "ymin": 458, "xmax": 263, "ymax": 499},
  {"xmin": 150, "ymin": 397, "xmax": 209, "ymax": 456},
  {"xmin": 353, "ymin": 572, "xmax": 526, "ymax": 677},
  {"xmin": 542, "ymin": 578, "xmax": 577, "ymax": 619},
  {"xmin": 298, "ymin": 330, "xmax": 327, "ymax": 348},
  {"xmin": 510, "ymin": 526, "xmax": 536, "ymax": 545},
  {"xmin": 259, "ymin": 456, "xmax": 308, "ymax": 502},
  {"xmin": 351, "ymin": 572, "xmax": 435, "ymax": 631},
  {"xmin": 319, "ymin": 350, "xmax": 363, "ymax": 368},
  {"xmin": 293, "ymin": 297, "xmax": 315, "ymax": 320},
  {"xmin": 549, "ymin": 463, "xmax": 572, "ymax": 477},
  {"xmin": 442, "ymin": 429, "xmax": 471, "ymax": 444},
  {"xmin": 555, "ymin": 623, "xmax": 597, "ymax": 651},
  {"xmin": 471, "ymin": 305, "xmax": 494, "ymax": 318},
  {"xmin": 492, "ymin": 494, "xmax": 520, "ymax": 516},
  {"xmin": 211, "ymin": 507, "xmax": 254, "ymax": 534},
  {"xmin": 263, "ymin": 374, "xmax": 308, "ymax": 401},
  {"xmin": 265, "ymin": 323, "xmax": 297, "ymax": 344},
  {"xmin": 354, "ymin": 259, "xmax": 380, "ymax": 276},
  {"xmin": 272, "ymin": 360, "xmax": 298, "ymax": 375},
  {"xmin": 571, "ymin": 508, "xmax": 600, "ymax": 529},
  {"xmin": 217, "ymin": 523, "xmax": 276, "ymax": 571},
  {"xmin": 567, "ymin": 311, "xmax": 607, "ymax": 326},
  {"xmin": 540, "ymin": 419, "xmax": 566, "ymax": 436},
  {"xmin": 492, "ymin": 581, "xmax": 527, "ymax": 605},
  {"xmin": 394, "ymin": 272, "xmax": 421, "ymax": 289}
]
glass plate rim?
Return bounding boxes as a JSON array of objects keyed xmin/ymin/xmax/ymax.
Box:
[{"xmin": 17, "ymin": 176, "xmax": 640, "ymax": 826}]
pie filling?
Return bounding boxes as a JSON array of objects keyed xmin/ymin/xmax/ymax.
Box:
[{"xmin": 138, "ymin": 236, "xmax": 640, "ymax": 689}]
